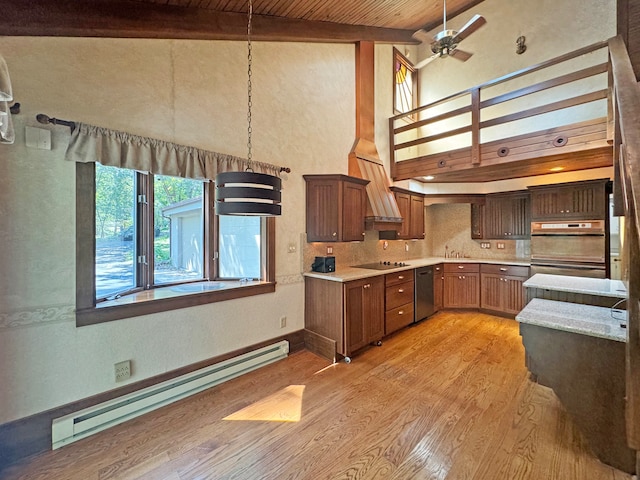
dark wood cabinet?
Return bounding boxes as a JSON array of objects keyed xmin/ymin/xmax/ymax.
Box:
[
  {"xmin": 433, "ymin": 264, "xmax": 444, "ymax": 312},
  {"xmin": 344, "ymin": 276, "xmax": 385, "ymax": 355},
  {"xmin": 529, "ymin": 179, "xmax": 609, "ymax": 221},
  {"xmin": 383, "ymin": 187, "xmax": 425, "ymax": 240},
  {"xmin": 384, "ymin": 271, "xmax": 414, "ymax": 335},
  {"xmin": 304, "ymin": 275, "xmax": 384, "ymax": 362},
  {"xmin": 470, "ymin": 203, "xmax": 484, "ymax": 239},
  {"xmin": 483, "ymin": 191, "xmax": 531, "ymax": 239},
  {"xmin": 480, "ymin": 264, "xmax": 530, "ymax": 315},
  {"xmin": 443, "ymin": 263, "xmax": 480, "ymax": 308},
  {"xmin": 304, "ymin": 174, "xmax": 369, "ymax": 242}
]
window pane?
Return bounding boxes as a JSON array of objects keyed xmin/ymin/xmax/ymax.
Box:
[
  {"xmin": 95, "ymin": 163, "xmax": 136, "ymax": 299},
  {"xmin": 219, "ymin": 216, "xmax": 261, "ymax": 279},
  {"xmin": 154, "ymin": 175, "xmax": 205, "ymax": 285}
]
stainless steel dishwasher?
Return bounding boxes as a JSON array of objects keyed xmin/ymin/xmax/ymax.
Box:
[{"xmin": 415, "ymin": 266, "xmax": 435, "ymax": 322}]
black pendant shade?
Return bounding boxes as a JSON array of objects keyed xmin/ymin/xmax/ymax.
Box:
[{"xmin": 215, "ymin": 171, "xmax": 282, "ymax": 216}]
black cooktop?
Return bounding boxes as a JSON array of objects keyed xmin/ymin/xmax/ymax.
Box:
[{"xmin": 353, "ymin": 261, "xmax": 411, "ymax": 270}]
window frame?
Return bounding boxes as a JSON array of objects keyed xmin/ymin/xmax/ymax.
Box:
[
  {"xmin": 76, "ymin": 162, "xmax": 276, "ymax": 327},
  {"xmin": 393, "ymin": 47, "xmax": 419, "ymax": 121}
]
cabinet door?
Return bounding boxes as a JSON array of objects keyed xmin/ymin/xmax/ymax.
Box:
[
  {"xmin": 344, "ymin": 277, "xmax": 384, "ymax": 355},
  {"xmin": 505, "ymin": 193, "xmax": 531, "ymax": 238},
  {"xmin": 409, "ymin": 194, "xmax": 425, "ymax": 239},
  {"xmin": 502, "ymin": 276, "xmax": 527, "ymax": 315},
  {"xmin": 483, "ymin": 196, "xmax": 503, "ymax": 239},
  {"xmin": 341, "ymin": 181, "xmax": 367, "ymax": 242},
  {"xmin": 530, "ymin": 180, "xmax": 608, "ymax": 220},
  {"xmin": 480, "ymin": 273, "xmax": 503, "ymax": 311},
  {"xmin": 364, "ymin": 276, "xmax": 385, "ymax": 343},
  {"xmin": 394, "ymin": 191, "xmax": 411, "ymax": 239},
  {"xmin": 433, "ymin": 264, "xmax": 443, "ymax": 312},
  {"xmin": 444, "ymin": 273, "xmax": 479, "ymax": 308},
  {"xmin": 471, "ymin": 204, "xmax": 484, "ymax": 239},
  {"xmin": 565, "ymin": 182, "xmax": 607, "ymax": 219},
  {"xmin": 305, "ymin": 179, "xmax": 339, "ymax": 242}
]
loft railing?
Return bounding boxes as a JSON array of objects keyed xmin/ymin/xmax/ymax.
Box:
[
  {"xmin": 608, "ymin": 34, "xmax": 640, "ymax": 459},
  {"xmin": 390, "ymin": 39, "xmax": 611, "ymax": 181}
]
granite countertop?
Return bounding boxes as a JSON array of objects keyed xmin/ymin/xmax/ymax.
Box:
[
  {"xmin": 304, "ymin": 257, "xmax": 531, "ymax": 282},
  {"xmin": 516, "ymin": 298, "xmax": 627, "ymax": 342},
  {"xmin": 523, "ymin": 273, "xmax": 627, "ymax": 298}
]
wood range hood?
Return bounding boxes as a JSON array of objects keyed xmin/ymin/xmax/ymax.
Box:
[{"xmin": 349, "ymin": 41, "xmax": 403, "ymax": 232}]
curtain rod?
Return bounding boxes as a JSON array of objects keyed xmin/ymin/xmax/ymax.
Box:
[{"xmin": 34, "ymin": 113, "xmax": 292, "ymax": 174}]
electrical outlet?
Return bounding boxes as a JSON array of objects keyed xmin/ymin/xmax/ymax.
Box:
[
  {"xmin": 326, "ymin": 246, "xmax": 333, "ymax": 255},
  {"xmin": 279, "ymin": 316, "xmax": 287, "ymax": 328},
  {"xmin": 497, "ymin": 242, "xmax": 505, "ymax": 249},
  {"xmin": 288, "ymin": 243, "xmax": 296, "ymax": 253},
  {"xmin": 114, "ymin": 360, "xmax": 131, "ymax": 382},
  {"xmin": 481, "ymin": 242, "xmax": 491, "ymax": 249}
]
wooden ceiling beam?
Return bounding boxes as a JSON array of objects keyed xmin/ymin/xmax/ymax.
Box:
[{"xmin": 0, "ymin": 0, "xmax": 419, "ymax": 44}]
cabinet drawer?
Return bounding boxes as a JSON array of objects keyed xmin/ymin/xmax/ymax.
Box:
[
  {"xmin": 386, "ymin": 281, "xmax": 414, "ymax": 310},
  {"xmin": 385, "ymin": 271, "xmax": 413, "ymax": 286},
  {"xmin": 385, "ymin": 303, "xmax": 414, "ymax": 335},
  {"xmin": 444, "ymin": 263, "xmax": 479, "ymax": 273},
  {"xmin": 480, "ymin": 264, "xmax": 530, "ymax": 277}
]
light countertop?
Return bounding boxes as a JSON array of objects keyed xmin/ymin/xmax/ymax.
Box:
[
  {"xmin": 304, "ymin": 257, "xmax": 530, "ymax": 282},
  {"xmin": 516, "ymin": 298, "xmax": 627, "ymax": 342},
  {"xmin": 523, "ymin": 273, "xmax": 627, "ymax": 298}
]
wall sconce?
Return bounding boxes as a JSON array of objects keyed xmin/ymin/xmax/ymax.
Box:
[{"xmin": 516, "ymin": 36, "xmax": 527, "ymax": 55}]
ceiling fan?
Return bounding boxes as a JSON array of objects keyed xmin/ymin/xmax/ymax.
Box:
[{"xmin": 412, "ymin": 0, "xmax": 487, "ymax": 69}]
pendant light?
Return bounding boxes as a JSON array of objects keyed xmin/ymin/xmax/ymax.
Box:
[{"xmin": 215, "ymin": 0, "xmax": 282, "ymax": 216}]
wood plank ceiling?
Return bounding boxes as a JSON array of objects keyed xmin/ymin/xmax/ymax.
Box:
[{"xmin": 0, "ymin": 0, "xmax": 483, "ymax": 43}]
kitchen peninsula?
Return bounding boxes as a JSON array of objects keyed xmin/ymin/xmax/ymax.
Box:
[{"xmin": 516, "ymin": 274, "xmax": 635, "ymax": 473}]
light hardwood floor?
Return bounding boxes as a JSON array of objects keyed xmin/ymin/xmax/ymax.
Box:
[{"xmin": 3, "ymin": 311, "xmax": 632, "ymax": 479}]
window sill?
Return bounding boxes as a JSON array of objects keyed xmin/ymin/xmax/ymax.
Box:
[{"xmin": 76, "ymin": 280, "xmax": 276, "ymax": 326}]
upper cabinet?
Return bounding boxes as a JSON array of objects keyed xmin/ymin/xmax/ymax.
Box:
[
  {"xmin": 304, "ymin": 174, "xmax": 369, "ymax": 242},
  {"xmin": 381, "ymin": 187, "xmax": 425, "ymax": 240},
  {"xmin": 472, "ymin": 190, "xmax": 530, "ymax": 240},
  {"xmin": 528, "ymin": 179, "xmax": 610, "ymax": 221}
]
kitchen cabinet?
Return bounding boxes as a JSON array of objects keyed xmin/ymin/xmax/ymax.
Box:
[
  {"xmin": 470, "ymin": 204, "xmax": 484, "ymax": 239},
  {"xmin": 480, "ymin": 264, "xmax": 530, "ymax": 316},
  {"xmin": 384, "ymin": 271, "xmax": 414, "ymax": 335},
  {"xmin": 305, "ymin": 275, "xmax": 384, "ymax": 362},
  {"xmin": 304, "ymin": 174, "xmax": 369, "ymax": 242},
  {"xmin": 483, "ymin": 191, "xmax": 531, "ymax": 239},
  {"xmin": 433, "ymin": 264, "xmax": 444, "ymax": 312},
  {"xmin": 529, "ymin": 179, "xmax": 609, "ymax": 221},
  {"xmin": 381, "ymin": 187, "xmax": 425, "ymax": 240},
  {"xmin": 443, "ymin": 263, "xmax": 480, "ymax": 308}
]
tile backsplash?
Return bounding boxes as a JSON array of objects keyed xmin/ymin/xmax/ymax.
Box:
[{"xmin": 301, "ymin": 203, "xmax": 531, "ymax": 272}]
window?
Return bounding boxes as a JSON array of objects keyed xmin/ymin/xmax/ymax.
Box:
[
  {"xmin": 77, "ymin": 162, "xmax": 275, "ymax": 326},
  {"xmin": 393, "ymin": 48, "xmax": 418, "ymax": 121}
]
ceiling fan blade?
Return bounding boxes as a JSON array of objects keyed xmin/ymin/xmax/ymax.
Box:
[
  {"xmin": 412, "ymin": 29, "xmax": 432, "ymax": 43},
  {"xmin": 452, "ymin": 14, "xmax": 487, "ymax": 42},
  {"xmin": 414, "ymin": 52, "xmax": 440, "ymax": 69},
  {"xmin": 450, "ymin": 48, "xmax": 473, "ymax": 61}
]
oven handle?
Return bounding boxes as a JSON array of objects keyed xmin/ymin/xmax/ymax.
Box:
[{"xmin": 530, "ymin": 262, "xmax": 606, "ymax": 270}]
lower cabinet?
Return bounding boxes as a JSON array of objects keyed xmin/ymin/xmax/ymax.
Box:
[
  {"xmin": 480, "ymin": 264, "xmax": 530, "ymax": 315},
  {"xmin": 305, "ymin": 276, "xmax": 384, "ymax": 362},
  {"xmin": 433, "ymin": 264, "xmax": 444, "ymax": 312},
  {"xmin": 443, "ymin": 263, "xmax": 480, "ymax": 308},
  {"xmin": 384, "ymin": 271, "xmax": 414, "ymax": 335},
  {"xmin": 345, "ymin": 277, "xmax": 385, "ymax": 353}
]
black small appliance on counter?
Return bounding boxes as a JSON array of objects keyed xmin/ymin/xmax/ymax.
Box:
[{"xmin": 311, "ymin": 256, "xmax": 335, "ymax": 273}]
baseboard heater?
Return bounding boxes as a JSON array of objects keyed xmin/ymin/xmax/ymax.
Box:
[{"xmin": 52, "ymin": 340, "xmax": 289, "ymax": 449}]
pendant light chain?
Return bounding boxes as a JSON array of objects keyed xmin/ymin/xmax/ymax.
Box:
[{"xmin": 246, "ymin": 0, "xmax": 253, "ymax": 166}]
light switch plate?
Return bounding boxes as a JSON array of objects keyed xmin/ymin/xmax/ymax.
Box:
[{"xmin": 25, "ymin": 126, "xmax": 51, "ymax": 150}]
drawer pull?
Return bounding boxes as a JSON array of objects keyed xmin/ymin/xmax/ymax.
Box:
[
  {"xmin": 398, "ymin": 289, "xmax": 404, "ymax": 293},
  {"xmin": 499, "ymin": 267, "xmax": 507, "ymax": 272},
  {"xmin": 458, "ymin": 265, "xmax": 464, "ymax": 269},
  {"xmin": 398, "ymin": 275, "xmax": 404, "ymax": 280},
  {"xmin": 398, "ymin": 310, "xmax": 404, "ymax": 315}
]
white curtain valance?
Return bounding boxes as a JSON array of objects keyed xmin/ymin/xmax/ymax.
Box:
[{"xmin": 65, "ymin": 122, "xmax": 281, "ymax": 180}]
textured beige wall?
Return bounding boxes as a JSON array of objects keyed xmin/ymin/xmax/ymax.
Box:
[{"xmin": 0, "ymin": 37, "xmax": 355, "ymax": 423}]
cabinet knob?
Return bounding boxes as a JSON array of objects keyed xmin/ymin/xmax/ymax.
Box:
[
  {"xmin": 462, "ymin": 275, "xmax": 466, "ymax": 279},
  {"xmin": 363, "ymin": 284, "xmax": 370, "ymax": 289},
  {"xmin": 332, "ymin": 232, "xmax": 337, "ymax": 237},
  {"xmin": 362, "ymin": 232, "xmax": 365, "ymax": 236}
]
